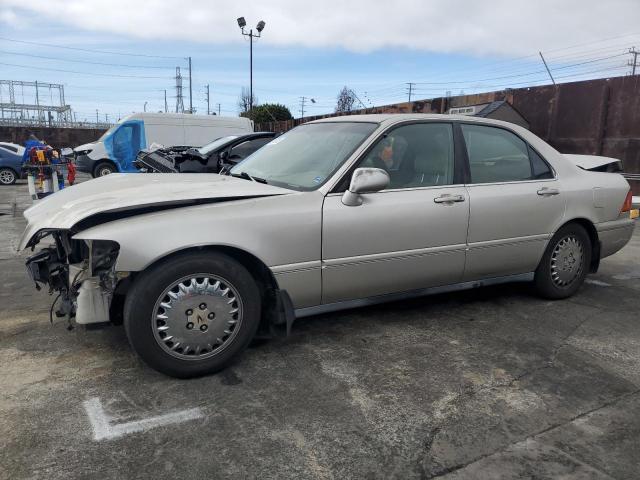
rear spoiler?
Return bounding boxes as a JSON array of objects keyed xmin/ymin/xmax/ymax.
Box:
[{"xmin": 563, "ymin": 154, "xmax": 623, "ymax": 172}]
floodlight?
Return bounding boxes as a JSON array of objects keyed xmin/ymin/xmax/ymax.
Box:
[
  {"xmin": 237, "ymin": 17, "xmax": 246, "ymax": 28},
  {"xmin": 256, "ymin": 20, "xmax": 265, "ymax": 32}
]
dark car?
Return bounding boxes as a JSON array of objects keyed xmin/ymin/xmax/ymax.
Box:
[
  {"xmin": 0, "ymin": 144, "xmax": 24, "ymax": 185},
  {"xmin": 134, "ymin": 132, "xmax": 276, "ymax": 173}
]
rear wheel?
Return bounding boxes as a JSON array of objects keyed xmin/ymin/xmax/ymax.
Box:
[
  {"xmin": 124, "ymin": 252, "xmax": 261, "ymax": 378},
  {"xmin": 534, "ymin": 223, "xmax": 591, "ymax": 299},
  {"xmin": 0, "ymin": 168, "xmax": 16, "ymax": 185},
  {"xmin": 93, "ymin": 161, "xmax": 115, "ymax": 177}
]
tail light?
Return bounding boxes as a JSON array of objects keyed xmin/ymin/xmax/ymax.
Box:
[{"xmin": 620, "ymin": 189, "xmax": 633, "ymax": 213}]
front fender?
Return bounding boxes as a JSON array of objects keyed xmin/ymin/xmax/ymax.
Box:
[{"xmin": 72, "ymin": 192, "xmax": 323, "ymax": 273}]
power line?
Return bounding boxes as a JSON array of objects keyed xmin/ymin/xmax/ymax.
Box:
[
  {"xmin": 0, "ymin": 49, "xmax": 178, "ymax": 69},
  {"xmin": 0, "ymin": 62, "xmax": 173, "ymax": 79},
  {"xmin": 412, "ymin": 53, "xmax": 628, "ymax": 85},
  {"xmin": 0, "ymin": 36, "xmax": 184, "ymax": 59}
]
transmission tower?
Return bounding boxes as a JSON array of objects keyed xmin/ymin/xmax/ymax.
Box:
[
  {"xmin": 0, "ymin": 80, "xmax": 72, "ymax": 126},
  {"xmin": 175, "ymin": 67, "xmax": 184, "ymax": 113}
]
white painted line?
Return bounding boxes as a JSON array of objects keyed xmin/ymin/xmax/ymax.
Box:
[
  {"xmin": 83, "ymin": 397, "xmax": 204, "ymax": 441},
  {"xmin": 585, "ymin": 279, "xmax": 612, "ymax": 287}
]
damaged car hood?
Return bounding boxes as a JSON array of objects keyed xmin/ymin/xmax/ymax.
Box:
[{"xmin": 20, "ymin": 173, "xmax": 291, "ymax": 248}]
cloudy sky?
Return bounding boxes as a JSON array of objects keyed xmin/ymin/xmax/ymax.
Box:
[{"xmin": 1, "ymin": 0, "xmax": 639, "ymax": 121}]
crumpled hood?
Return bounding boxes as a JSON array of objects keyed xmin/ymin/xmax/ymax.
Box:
[{"xmin": 20, "ymin": 173, "xmax": 291, "ymax": 249}]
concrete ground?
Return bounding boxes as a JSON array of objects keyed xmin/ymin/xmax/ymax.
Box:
[{"xmin": 1, "ymin": 177, "xmax": 639, "ymax": 480}]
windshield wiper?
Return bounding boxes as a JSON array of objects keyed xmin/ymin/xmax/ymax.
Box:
[{"xmin": 231, "ymin": 171, "xmax": 268, "ymax": 184}]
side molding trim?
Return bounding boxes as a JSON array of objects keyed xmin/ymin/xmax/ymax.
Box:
[{"xmin": 294, "ymin": 272, "xmax": 535, "ymax": 319}]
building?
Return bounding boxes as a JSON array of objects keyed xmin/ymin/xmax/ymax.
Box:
[{"xmin": 447, "ymin": 100, "xmax": 530, "ymax": 130}]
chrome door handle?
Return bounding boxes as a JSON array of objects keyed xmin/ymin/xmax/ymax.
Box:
[
  {"xmin": 537, "ymin": 187, "xmax": 560, "ymax": 196},
  {"xmin": 434, "ymin": 194, "xmax": 465, "ymax": 204}
]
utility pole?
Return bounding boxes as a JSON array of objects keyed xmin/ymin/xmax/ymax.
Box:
[
  {"xmin": 628, "ymin": 47, "xmax": 639, "ymax": 75},
  {"xmin": 164, "ymin": 90, "xmax": 168, "ymax": 113},
  {"xmin": 205, "ymin": 84, "xmax": 210, "ymax": 115},
  {"xmin": 96, "ymin": 109, "xmax": 99, "ymax": 124},
  {"xmin": 237, "ymin": 17, "xmax": 266, "ymax": 113},
  {"xmin": 406, "ymin": 82, "xmax": 414, "ymax": 103},
  {"xmin": 217, "ymin": 103, "xmax": 221, "ymax": 116},
  {"xmin": 299, "ymin": 96, "xmax": 306, "ymax": 119},
  {"xmin": 188, "ymin": 56, "xmax": 193, "ymax": 113},
  {"xmin": 105, "ymin": 113, "xmax": 108, "ymax": 124},
  {"xmin": 539, "ymin": 51, "xmax": 556, "ymax": 85}
]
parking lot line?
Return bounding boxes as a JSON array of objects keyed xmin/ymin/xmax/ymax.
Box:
[{"xmin": 83, "ymin": 397, "xmax": 204, "ymax": 441}]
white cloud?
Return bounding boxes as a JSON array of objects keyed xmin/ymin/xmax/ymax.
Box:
[{"xmin": 1, "ymin": 0, "xmax": 639, "ymax": 56}]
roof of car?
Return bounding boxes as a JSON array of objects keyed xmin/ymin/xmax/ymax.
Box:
[{"xmin": 308, "ymin": 113, "xmax": 520, "ymax": 128}]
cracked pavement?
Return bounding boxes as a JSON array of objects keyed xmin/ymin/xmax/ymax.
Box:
[{"xmin": 1, "ymin": 178, "xmax": 639, "ymax": 479}]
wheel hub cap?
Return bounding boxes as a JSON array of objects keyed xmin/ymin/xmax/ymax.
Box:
[
  {"xmin": 152, "ymin": 275, "xmax": 242, "ymax": 360},
  {"xmin": 550, "ymin": 236, "xmax": 583, "ymax": 287}
]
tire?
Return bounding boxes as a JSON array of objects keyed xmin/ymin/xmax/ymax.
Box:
[
  {"xmin": 534, "ymin": 223, "xmax": 591, "ymax": 299},
  {"xmin": 124, "ymin": 251, "xmax": 261, "ymax": 378},
  {"xmin": 93, "ymin": 161, "xmax": 115, "ymax": 177},
  {"xmin": 0, "ymin": 167, "xmax": 17, "ymax": 185}
]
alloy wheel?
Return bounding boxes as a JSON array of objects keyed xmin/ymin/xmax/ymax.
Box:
[{"xmin": 0, "ymin": 169, "xmax": 15, "ymax": 185}]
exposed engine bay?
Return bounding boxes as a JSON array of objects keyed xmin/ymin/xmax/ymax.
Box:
[
  {"xmin": 134, "ymin": 145, "xmax": 229, "ymax": 174},
  {"xmin": 25, "ymin": 231, "xmax": 121, "ymax": 326}
]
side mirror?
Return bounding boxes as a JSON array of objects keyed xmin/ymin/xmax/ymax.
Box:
[
  {"xmin": 341, "ymin": 167, "xmax": 390, "ymax": 206},
  {"xmin": 219, "ymin": 150, "xmax": 229, "ymax": 161}
]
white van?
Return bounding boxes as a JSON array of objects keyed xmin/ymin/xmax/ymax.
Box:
[{"xmin": 73, "ymin": 113, "xmax": 253, "ymax": 177}]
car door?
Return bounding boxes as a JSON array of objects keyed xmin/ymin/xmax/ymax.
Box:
[
  {"xmin": 460, "ymin": 123, "xmax": 566, "ymax": 281},
  {"xmin": 322, "ymin": 122, "xmax": 470, "ymax": 304}
]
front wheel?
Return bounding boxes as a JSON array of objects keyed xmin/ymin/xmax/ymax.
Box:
[
  {"xmin": 124, "ymin": 252, "xmax": 262, "ymax": 378},
  {"xmin": 0, "ymin": 168, "xmax": 17, "ymax": 185},
  {"xmin": 93, "ymin": 161, "xmax": 115, "ymax": 177},
  {"xmin": 534, "ymin": 223, "xmax": 591, "ymax": 299}
]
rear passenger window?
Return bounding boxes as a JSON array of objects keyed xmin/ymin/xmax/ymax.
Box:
[{"xmin": 461, "ymin": 124, "xmax": 553, "ymax": 183}]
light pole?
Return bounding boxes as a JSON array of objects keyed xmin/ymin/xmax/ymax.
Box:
[
  {"xmin": 143, "ymin": 101, "xmax": 148, "ymax": 112},
  {"xmin": 237, "ymin": 17, "xmax": 265, "ymax": 113}
]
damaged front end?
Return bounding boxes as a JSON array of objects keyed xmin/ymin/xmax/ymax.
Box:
[
  {"xmin": 134, "ymin": 146, "xmax": 212, "ymax": 174},
  {"xmin": 25, "ymin": 231, "xmax": 121, "ymax": 326}
]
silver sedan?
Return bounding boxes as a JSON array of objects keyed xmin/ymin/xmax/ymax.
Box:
[{"xmin": 21, "ymin": 114, "xmax": 636, "ymax": 377}]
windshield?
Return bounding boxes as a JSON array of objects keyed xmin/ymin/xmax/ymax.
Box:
[
  {"xmin": 98, "ymin": 124, "xmax": 118, "ymax": 141},
  {"xmin": 198, "ymin": 136, "xmax": 240, "ymax": 155},
  {"xmin": 230, "ymin": 122, "xmax": 377, "ymax": 191}
]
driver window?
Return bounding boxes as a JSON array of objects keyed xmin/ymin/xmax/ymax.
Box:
[{"xmin": 356, "ymin": 123, "xmax": 455, "ymax": 190}]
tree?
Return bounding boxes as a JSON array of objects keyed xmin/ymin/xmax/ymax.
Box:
[
  {"xmin": 335, "ymin": 86, "xmax": 356, "ymax": 113},
  {"xmin": 238, "ymin": 87, "xmax": 258, "ymax": 114},
  {"xmin": 250, "ymin": 103, "xmax": 293, "ymax": 123}
]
